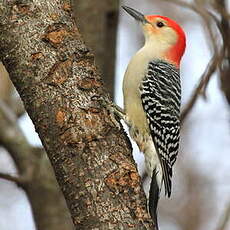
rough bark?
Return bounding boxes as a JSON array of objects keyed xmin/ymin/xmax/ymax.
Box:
[
  {"xmin": 0, "ymin": 0, "xmax": 119, "ymax": 228},
  {"xmin": 0, "ymin": 1, "xmax": 154, "ymax": 229},
  {"xmin": 72, "ymin": 0, "xmax": 119, "ymax": 98}
]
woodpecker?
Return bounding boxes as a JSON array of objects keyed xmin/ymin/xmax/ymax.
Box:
[{"xmin": 106, "ymin": 5, "xmax": 186, "ymax": 229}]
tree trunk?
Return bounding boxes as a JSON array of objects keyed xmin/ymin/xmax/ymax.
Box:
[{"xmin": 0, "ymin": 1, "xmax": 154, "ymax": 229}]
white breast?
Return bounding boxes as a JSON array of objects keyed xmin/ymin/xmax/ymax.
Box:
[{"xmin": 122, "ymin": 46, "xmax": 152, "ymax": 143}]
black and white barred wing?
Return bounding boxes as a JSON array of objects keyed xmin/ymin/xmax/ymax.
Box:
[{"xmin": 140, "ymin": 60, "xmax": 181, "ymax": 197}]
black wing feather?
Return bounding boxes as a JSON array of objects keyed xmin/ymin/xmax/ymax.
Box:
[{"xmin": 140, "ymin": 60, "xmax": 181, "ymax": 197}]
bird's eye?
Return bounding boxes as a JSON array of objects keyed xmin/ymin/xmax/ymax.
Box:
[{"xmin": 156, "ymin": 21, "xmax": 165, "ymax": 28}]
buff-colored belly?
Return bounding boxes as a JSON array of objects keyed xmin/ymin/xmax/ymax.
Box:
[
  {"xmin": 123, "ymin": 80, "xmax": 150, "ymax": 152},
  {"xmin": 122, "ymin": 45, "xmax": 154, "ymax": 151}
]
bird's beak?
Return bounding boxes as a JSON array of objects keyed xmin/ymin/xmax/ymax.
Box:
[{"xmin": 122, "ymin": 6, "xmax": 148, "ymax": 24}]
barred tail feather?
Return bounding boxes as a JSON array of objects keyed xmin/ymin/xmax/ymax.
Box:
[{"xmin": 161, "ymin": 158, "xmax": 172, "ymax": 197}]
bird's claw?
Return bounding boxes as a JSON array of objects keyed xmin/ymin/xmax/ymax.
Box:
[
  {"xmin": 95, "ymin": 95, "xmax": 113, "ymax": 112},
  {"xmin": 95, "ymin": 96, "xmax": 123, "ymax": 129}
]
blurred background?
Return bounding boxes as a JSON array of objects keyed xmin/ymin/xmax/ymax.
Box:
[{"xmin": 0, "ymin": 0, "xmax": 229, "ymax": 229}]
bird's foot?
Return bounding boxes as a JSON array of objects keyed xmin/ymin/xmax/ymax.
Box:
[{"xmin": 95, "ymin": 95, "xmax": 125, "ymax": 129}]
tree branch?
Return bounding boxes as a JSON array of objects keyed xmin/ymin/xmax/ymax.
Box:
[
  {"xmin": 180, "ymin": 52, "xmax": 223, "ymax": 123},
  {"xmin": 0, "ymin": 98, "xmax": 74, "ymax": 229},
  {"xmin": 0, "ymin": 1, "xmax": 154, "ymax": 229},
  {"xmin": 0, "ymin": 172, "xmax": 31, "ymax": 185},
  {"xmin": 0, "ymin": 99, "xmax": 36, "ymax": 174}
]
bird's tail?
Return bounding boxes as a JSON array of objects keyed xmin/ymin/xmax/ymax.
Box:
[{"xmin": 149, "ymin": 168, "xmax": 160, "ymax": 230}]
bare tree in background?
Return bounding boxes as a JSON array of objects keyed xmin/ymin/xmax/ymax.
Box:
[
  {"xmin": 72, "ymin": 0, "xmax": 119, "ymax": 98},
  {"xmin": 0, "ymin": 0, "xmax": 155, "ymax": 229}
]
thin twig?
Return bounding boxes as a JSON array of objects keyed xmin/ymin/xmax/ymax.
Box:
[
  {"xmin": 180, "ymin": 53, "xmax": 221, "ymax": 123},
  {"xmin": 212, "ymin": 0, "xmax": 230, "ymax": 21},
  {"xmin": 163, "ymin": 0, "xmax": 220, "ymax": 53}
]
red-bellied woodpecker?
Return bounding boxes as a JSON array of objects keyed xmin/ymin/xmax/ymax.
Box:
[{"xmin": 106, "ymin": 5, "xmax": 186, "ymax": 229}]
